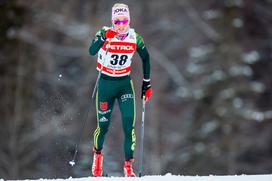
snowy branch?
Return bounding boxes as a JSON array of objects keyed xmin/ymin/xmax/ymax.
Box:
[
  {"xmin": 149, "ymin": 46, "xmax": 188, "ymax": 87},
  {"xmin": 177, "ymin": 0, "xmax": 220, "ymax": 41},
  {"xmin": 18, "ymin": 30, "xmax": 86, "ymax": 57}
]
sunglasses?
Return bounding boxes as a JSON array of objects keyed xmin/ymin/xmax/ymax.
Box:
[{"xmin": 113, "ymin": 19, "xmax": 129, "ymax": 25}]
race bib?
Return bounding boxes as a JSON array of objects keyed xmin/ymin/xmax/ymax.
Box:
[{"xmin": 97, "ymin": 28, "xmax": 137, "ymax": 77}]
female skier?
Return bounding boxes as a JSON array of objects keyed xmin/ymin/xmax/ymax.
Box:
[{"xmin": 89, "ymin": 3, "xmax": 152, "ymax": 177}]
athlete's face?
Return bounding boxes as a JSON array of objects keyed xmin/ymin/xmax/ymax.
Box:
[{"xmin": 112, "ymin": 16, "xmax": 129, "ymax": 34}]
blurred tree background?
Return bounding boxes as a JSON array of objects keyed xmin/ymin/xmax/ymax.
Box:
[{"xmin": 1, "ymin": 0, "xmax": 272, "ymax": 179}]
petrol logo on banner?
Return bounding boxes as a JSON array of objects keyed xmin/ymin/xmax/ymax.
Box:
[
  {"xmin": 100, "ymin": 102, "xmax": 108, "ymax": 111},
  {"xmin": 102, "ymin": 41, "xmax": 136, "ymax": 53}
]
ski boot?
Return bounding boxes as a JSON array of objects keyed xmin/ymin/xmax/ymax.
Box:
[
  {"xmin": 92, "ymin": 147, "xmax": 103, "ymax": 177},
  {"xmin": 124, "ymin": 159, "xmax": 136, "ymax": 177}
]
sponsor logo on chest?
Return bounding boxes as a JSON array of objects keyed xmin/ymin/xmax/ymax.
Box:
[
  {"xmin": 102, "ymin": 41, "xmax": 136, "ymax": 53},
  {"xmin": 110, "ymin": 45, "xmax": 134, "ymax": 50}
]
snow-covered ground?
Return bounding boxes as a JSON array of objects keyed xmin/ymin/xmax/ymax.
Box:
[{"xmin": 20, "ymin": 174, "xmax": 272, "ymax": 181}]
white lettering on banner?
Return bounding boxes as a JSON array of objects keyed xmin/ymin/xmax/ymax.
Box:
[{"xmin": 110, "ymin": 45, "xmax": 134, "ymax": 51}]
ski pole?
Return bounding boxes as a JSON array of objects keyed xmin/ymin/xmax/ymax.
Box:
[
  {"xmin": 91, "ymin": 38, "xmax": 112, "ymax": 99},
  {"xmin": 138, "ymin": 97, "xmax": 146, "ymax": 177},
  {"xmin": 69, "ymin": 38, "xmax": 112, "ymax": 166},
  {"xmin": 69, "ymin": 96, "xmax": 92, "ymax": 166}
]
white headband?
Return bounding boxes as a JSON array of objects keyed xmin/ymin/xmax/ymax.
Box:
[{"xmin": 112, "ymin": 3, "xmax": 130, "ymax": 20}]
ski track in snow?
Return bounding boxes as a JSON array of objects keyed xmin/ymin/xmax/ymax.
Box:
[{"xmin": 16, "ymin": 174, "xmax": 272, "ymax": 181}]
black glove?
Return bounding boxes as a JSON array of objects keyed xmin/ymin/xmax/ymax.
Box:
[{"xmin": 141, "ymin": 79, "xmax": 152, "ymax": 100}]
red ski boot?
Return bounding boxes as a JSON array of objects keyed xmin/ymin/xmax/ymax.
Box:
[
  {"xmin": 92, "ymin": 148, "xmax": 103, "ymax": 177},
  {"xmin": 124, "ymin": 159, "xmax": 136, "ymax": 177}
]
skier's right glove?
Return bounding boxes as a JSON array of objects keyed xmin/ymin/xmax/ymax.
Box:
[
  {"xmin": 141, "ymin": 79, "xmax": 153, "ymax": 102},
  {"xmin": 104, "ymin": 29, "xmax": 118, "ymax": 39}
]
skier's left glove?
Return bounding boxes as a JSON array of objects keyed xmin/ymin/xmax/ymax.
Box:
[{"xmin": 141, "ymin": 79, "xmax": 152, "ymax": 102}]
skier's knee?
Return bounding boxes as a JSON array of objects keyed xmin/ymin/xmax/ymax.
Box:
[
  {"xmin": 123, "ymin": 116, "xmax": 134, "ymax": 125},
  {"xmin": 122, "ymin": 117, "xmax": 134, "ymax": 133},
  {"xmin": 99, "ymin": 121, "xmax": 110, "ymax": 134},
  {"xmin": 123, "ymin": 126, "xmax": 134, "ymax": 137}
]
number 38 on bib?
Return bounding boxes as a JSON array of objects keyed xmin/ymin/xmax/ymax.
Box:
[{"xmin": 97, "ymin": 28, "xmax": 137, "ymax": 77}]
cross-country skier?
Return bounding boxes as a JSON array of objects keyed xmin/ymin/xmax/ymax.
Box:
[{"xmin": 89, "ymin": 3, "xmax": 152, "ymax": 177}]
